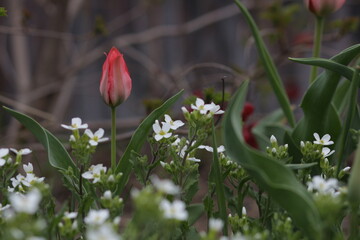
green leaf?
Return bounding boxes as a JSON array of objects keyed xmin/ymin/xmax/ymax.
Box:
[
  {"xmin": 115, "ymin": 90, "xmax": 184, "ymax": 194},
  {"xmin": 292, "ymin": 44, "xmax": 360, "ymax": 144},
  {"xmin": 234, "ymin": 0, "xmax": 295, "ymax": 127},
  {"xmin": 289, "ymin": 57, "xmax": 356, "ymax": 81},
  {"xmin": 223, "ymin": 80, "xmax": 321, "ymax": 239},
  {"xmin": 3, "ymin": 106, "xmax": 77, "ymax": 173},
  {"xmin": 286, "ymin": 162, "xmax": 317, "ymax": 170},
  {"xmin": 187, "ymin": 204, "xmax": 205, "ymax": 226}
]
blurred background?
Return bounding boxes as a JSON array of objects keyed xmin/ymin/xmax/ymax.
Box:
[{"xmin": 0, "ymin": 0, "xmax": 359, "ymax": 146}]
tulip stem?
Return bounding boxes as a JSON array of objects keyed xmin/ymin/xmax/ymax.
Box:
[
  {"xmin": 111, "ymin": 106, "xmax": 117, "ymax": 170},
  {"xmin": 309, "ymin": 16, "xmax": 324, "ymax": 84}
]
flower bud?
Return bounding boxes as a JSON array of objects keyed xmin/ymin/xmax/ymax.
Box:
[
  {"xmin": 304, "ymin": 0, "xmax": 346, "ymax": 17},
  {"xmin": 100, "ymin": 47, "xmax": 132, "ymax": 107}
]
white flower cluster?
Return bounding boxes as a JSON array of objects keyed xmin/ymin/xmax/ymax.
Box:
[
  {"xmin": 307, "ymin": 175, "xmax": 340, "ymax": 197},
  {"xmin": 85, "ymin": 209, "xmax": 121, "ymax": 240},
  {"xmin": 312, "ymin": 133, "xmax": 335, "ymax": 158},
  {"xmin": 61, "ymin": 117, "xmax": 108, "ymax": 147},
  {"xmin": 8, "ymin": 163, "xmax": 45, "ymax": 192},
  {"xmin": 0, "ymin": 148, "xmax": 32, "ymax": 167}
]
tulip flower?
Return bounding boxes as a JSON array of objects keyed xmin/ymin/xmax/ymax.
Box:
[
  {"xmin": 100, "ymin": 47, "xmax": 132, "ymax": 107},
  {"xmin": 304, "ymin": 0, "xmax": 346, "ymax": 17},
  {"xmin": 100, "ymin": 47, "xmax": 132, "ymax": 170}
]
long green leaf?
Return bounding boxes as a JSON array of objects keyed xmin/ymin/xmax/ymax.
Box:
[
  {"xmin": 289, "ymin": 57, "xmax": 356, "ymax": 81},
  {"xmin": 115, "ymin": 90, "xmax": 184, "ymax": 194},
  {"xmin": 3, "ymin": 106, "xmax": 77, "ymax": 173},
  {"xmin": 292, "ymin": 44, "xmax": 360, "ymax": 145},
  {"xmin": 223, "ymin": 80, "xmax": 321, "ymax": 239},
  {"xmin": 234, "ymin": 0, "xmax": 295, "ymax": 127},
  {"xmin": 335, "ymin": 65, "xmax": 360, "ymax": 172}
]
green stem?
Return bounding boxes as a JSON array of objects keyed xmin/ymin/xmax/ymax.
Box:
[
  {"xmin": 111, "ymin": 106, "xmax": 117, "ymax": 170},
  {"xmin": 349, "ymin": 205, "xmax": 359, "ymax": 240},
  {"xmin": 211, "ymin": 120, "xmax": 228, "ymax": 235},
  {"xmin": 309, "ymin": 16, "xmax": 324, "ymax": 84}
]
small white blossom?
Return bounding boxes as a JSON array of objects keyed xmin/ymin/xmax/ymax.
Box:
[
  {"xmin": 114, "ymin": 216, "xmax": 121, "ymax": 225},
  {"xmin": 198, "ymin": 145, "xmax": 225, "ymax": 153},
  {"xmin": 270, "ymin": 135, "xmax": 277, "ymax": 144},
  {"xmin": 191, "ymin": 98, "xmax": 213, "ymax": 114},
  {"xmin": 27, "ymin": 236, "xmax": 46, "ymax": 240},
  {"xmin": 163, "ymin": 114, "xmax": 184, "ymax": 130},
  {"xmin": 209, "ymin": 218, "xmax": 224, "ymax": 232},
  {"xmin": 84, "ymin": 209, "xmax": 109, "ymax": 225},
  {"xmin": 181, "ymin": 107, "xmax": 189, "ymax": 114},
  {"xmin": 342, "ymin": 166, "xmax": 351, "ymax": 172},
  {"xmin": 85, "ymin": 128, "xmax": 108, "ymax": 146},
  {"xmin": 23, "ymin": 163, "xmax": 33, "ymax": 173},
  {"xmin": 69, "ymin": 135, "xmax": 76, "ymax": 142},
  {"xmin": 103, "ymin": 190, "xmax": 112, "ymax": 199},
  {"xmin": 242, "ymin": 206, "xmax": 247, "ymax": 216},
  {"xmin": 0, "ymin": 204, "xmax": 10, "ymax": 212},
  {"xmin": 300, "ymin": 141, "xmax": 305, "ymax": 148},
  {"xmin": 64, "ymin": 211, "xmax": 78, "ymax": 219},
  {"xmin": 152, "ymin": 120, "xmax": 172, "ymax": 141},
  {"xmin": 179, "ymin": 146, "xmax": 201, "ymax": 162},
  {"xmin": 9, "ymin": 189, "xmax": 42, "ymax": 214},
  {"xmin": 82, "ymin": 164, "xmax": 107, "ymax": 184},
  {"xmin": 208, "ymin": 102, "xmax": 225, "ymax": 115},
  {"xmin": 0, "ymin": 148, "xmax": 9, "ymax": 167},
  {"xmin": 321, "ymin": 147, "xmax": 335, "ymax": 158},
  {"xmin": 86, "ymin": 224, "xmax": 120, "ymax": 240},
  {"xmin": 313, "ymin": 133, "xmax": 334, "ymax": 146},
  {"xmin": 10, "ymin": 148, "xmax": 32, "ymax": 156},
  {"xmin": 61, "ymin": 117, "xmax": 88, "ymax": 131},
  {"xmin": 151, "ymin": 175, "xmax": 180, "ymax": 195},
  {"xmin": 160, "ymin": 199, "xmax": 188, "ymax": 221}
]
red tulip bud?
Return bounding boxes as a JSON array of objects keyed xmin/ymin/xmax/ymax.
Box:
[
  {"xmin": 100, "ymin": 47, "xmax": 132, "ymax": 107},
  {"xmin": 304, "ymin": 0, "xmax": 345, "ymax": 17}
]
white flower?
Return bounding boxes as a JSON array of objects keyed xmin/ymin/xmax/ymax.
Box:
[
  {"xmin": 86, "ymin": 223, "xmax": 120, "ymax": 240},
  {"xmin": 191, "ymin": 98, "xmax": 213, "ymax": 114},
  {"xmin": 313, "ymin": 133, "xmax": 334, "ymax": 146},
  {"xmin": 198, "ymin": 145, "xmax": 225, "ymax": 153},
  {"xmin": 27, "ymin": 236, "xmax": 46, "ymax": 240},
  {"xmin": 179, "ymin": 146, "xmax": 201, "ymax": 162},
  {"xmin": 150, "ymin": 175, "xmax": 180, "ymax": 195},
  {"xmin": 171, "ymin": 138, "xmax": 181, "ymax": 146},
  {"xmin": 270, "ymin": 135, "xmax": 277, "ymax": 144},
  {"xmin": 300, "ymin": 141, "xmax": 305, "ymax": 148},
  {"xmin": 9, "ymin": 189, "xmax": 42, "ymax": 214},
  {"xmin": 64, "ymin": 211, "xmax": 78, "ymax": 219},
  {"xmin": 23, "ymin": 163, "xmax": 33, "ymax": 173},
  {"xmin": 82, "ymin": 164, "xmax": 107, "ymax": 184},
  {"xmin": 0, "ymin": 148, "xmax": 9, "ymax": 167},
  {"xmin": 85, "ymin": 128, "xmax": 109, "ymax": 146},
  {"xmin": 0, "ymin": 204, "xmax": 10, "ymax": 212},
  {"xmin": 181, "ymin": 107, "xmax": 189, "ymax": 114},
  {"xmin": 84, "ymin": 209, "xmax": 109, "ymax": 225},
  {"xmin": 61, "ymin": 117, "xmax": 88, "ymax": 130},
  {"xmin": 307, "ymin": 175, "xmax": 339, "ymax": 196},
  {"xmin": 242, "ymin": 206, "xmax": 247, "ymax": 216},
  {"xmin": 152, "ymin": 120, "xmax": 172, "ymax": 141},
  {"xmin": 342, "ymin": 166, "xmax": 351, "ymax": 172},
  {"xmin": 69, "ymin": 135, "xmax": 76, "ymax": 142},
  {"xmin": 208, "ymin": 102, "xmax": 225, "ymax": 115},
  {"xmin": 10, "ymin": 148, "xmax": 32, "ymax": 156},
  {"xmin": 209, "ymin": 218, "xmax": 224, "ymax": 232},
  {"xmin": 163, "ymin": 114, "xmax": 184, "ymax": 130},
  {"xmin": 103, "ymin": 190, "xmax": 112, "ymax": 199},
  {"xmin": 321, "ymin": 147, "xmax": 335, "ymax": 158},
  {"xmin": 160, "ymin": 199, "xmax": 188, "ymax": 221}
]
